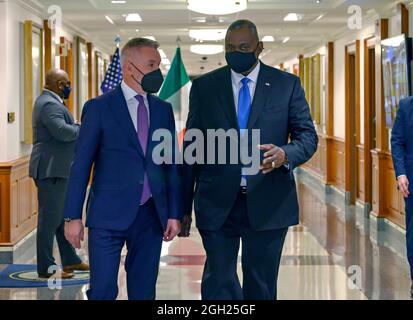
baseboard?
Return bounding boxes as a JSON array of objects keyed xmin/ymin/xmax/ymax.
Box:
[{"xmin": 0, "ymin": 229, "xmax": 37, "ymax": 264}]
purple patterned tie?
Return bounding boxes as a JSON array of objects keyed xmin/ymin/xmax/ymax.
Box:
[{"xmin": 135, "ymin": 95, "xmax": 151, "ymax": 204}]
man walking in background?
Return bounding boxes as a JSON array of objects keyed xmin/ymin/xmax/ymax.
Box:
[
  {"xmin": 29, "ymin": 69, "xmax": 89, "ymax": 279},
  {"xmin": 391, "ymin": 96, "xmax": 413, "ymax": 298}
]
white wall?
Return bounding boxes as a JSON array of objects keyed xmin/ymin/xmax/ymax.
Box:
[
  {"xmin": 0, "ymin": 0, "xmax": 42, "ymax": 162},
  {"xmin": 0, "ymin": 2, "xmax": 7, "ymax": 161},
  {"xmin": 0, "ymin": 1, "xmax": 111, "ymax": 162}
]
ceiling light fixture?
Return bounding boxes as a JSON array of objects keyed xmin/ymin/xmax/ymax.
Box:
[
  {"xmin": 105, "ymin": 15, "xmax": 115, "ymax": 25},
  {"xmin": 187, "ymin": 0, "xmax": 247, "ymax": 15},
  {"xmin": 284, "ymin": 13, "xmax": 303, "ymax": 22},
  {"xmin": 282, "ymin": 37, "xmax": 290, "ymax": 43},
  {"xmin": 315, "ymin": 14, "xmax": 324, "ymax": 21},
  {"xmin": 261, "ymin": 35, "xmax": 275, "ymax": 42},
  {"xmin": 125, "ymin": 13, "xmax": 142, "ymax": 22},
  {"xmin": 189, "ymin": 29, "xmax": 226, "ymax": 41},
  {"xmin": 111, "ymin": 0, "xmax": 126, "ymax": 4},
  {"xmin": 190, "ymin": 44, "xmax": 224, "ymax": 55}
]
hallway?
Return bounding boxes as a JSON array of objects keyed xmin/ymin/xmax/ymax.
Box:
[{"xmin": 0, "ymin": 169, "xmax": 410, "ymax": 300}]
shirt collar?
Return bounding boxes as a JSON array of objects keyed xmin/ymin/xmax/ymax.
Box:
[
  {"xmin": 121, "ymin": 80, "xmax": 147, "ymax": 101},
  {"xmin": 43, "ymin": 88, "xmax": 63, "ymax": 104},
  {"xmin": 231, "ymin": 60, "xmax": 261, "ymax": 85}
]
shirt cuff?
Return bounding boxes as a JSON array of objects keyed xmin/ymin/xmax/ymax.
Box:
[{"xmin": 397, "ymin": 174, "xmax": 407, "ymax": 179}]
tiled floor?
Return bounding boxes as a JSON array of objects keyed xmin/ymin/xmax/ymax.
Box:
[{"xmin": 0, "ymin": 169, "xmax": 411, "ymax": 300}]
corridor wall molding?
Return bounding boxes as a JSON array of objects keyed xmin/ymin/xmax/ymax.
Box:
[{"xmin": 286, "ymin": 2, "xmax": 412, "ymax": 230}]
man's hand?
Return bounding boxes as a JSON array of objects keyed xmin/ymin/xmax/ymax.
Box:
[
  {"xmin": 178, "ymin": 215, "xmax": 192, "ymax": 238},
  {"xmin": 164, "ymin": 219, "xmax": 181, "ymax": 242},
  {"xmin": 398, "ymin": 175, "xmax": 410, "ymax": 198},
  {"xmin": 64, "ymin": 219, "xmax": 84, "ymax": 249},
  {"xmin": 259, "ymin": 144, "xmax": 286, "ymax": 174}
]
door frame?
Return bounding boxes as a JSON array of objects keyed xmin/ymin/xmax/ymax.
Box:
[
  {"xmin": 345, "ymin": 40, "xmax": 360, "ymax": 205},
  {"xmin": 363, "ymin": 36, "xmax": 376, "ymax": 213},
  {"xmin": 59, "ymin": 37, "xmax": 74, "ymax": 116}
]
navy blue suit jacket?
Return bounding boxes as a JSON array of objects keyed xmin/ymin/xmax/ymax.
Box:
[
  {"xmin": 183, "ymin": 63, "xmax": 318, "ymax": 231},
  {"xmin": 64, "ymin": 85, "xmax": 182, "ymax": 231},
  {"xmin": 391, "ymin": 96, "xmax": 413, "ymax": 180}
]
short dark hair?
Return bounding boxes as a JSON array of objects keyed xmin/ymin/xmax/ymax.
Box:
[
  {"xmin": 226, "ymin": 19, "xmax": 259, "ymax": 41},
  {"xmin": 121, "ymin": 37, "xmax": 159, "ymax": 65}
]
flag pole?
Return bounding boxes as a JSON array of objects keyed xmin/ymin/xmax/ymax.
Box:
[{"xmin": 115, "ymin": 35, "xmax": 121, "ymax": 48}]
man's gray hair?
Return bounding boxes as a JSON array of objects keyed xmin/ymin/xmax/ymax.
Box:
[
  {"xmin": 226, "ymin": 19, "xmax": 259, "ymax": 41},
  {"xmin": 120, "ymin": 37, "xmax": 160, "ymax": 66}
]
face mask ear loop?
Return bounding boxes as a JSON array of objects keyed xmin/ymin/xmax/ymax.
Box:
[
  {"xmin": 131, "ymin": 74, "xmax": 143, "ymax": 87},
  {"xmin": 130, "ymin": 62, "xmax": 145, "ymax": 76}
]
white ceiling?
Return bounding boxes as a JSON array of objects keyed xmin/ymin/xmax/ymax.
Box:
[{"xmin": 32, "ymin": 0, "xmax": 400, "ymax": 75}]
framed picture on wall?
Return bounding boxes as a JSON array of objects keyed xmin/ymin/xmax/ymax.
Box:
[
  {"xmin": 311, "ymin": 54, "xmax": 321, "ymax": 125},
  {"xmin": 22, "ymin": 21, "xmax": 43, "ymax": 144},
  {"xmin": 77, "ymin": 37, "xmax": 89, "ymax": 116},
  {"xmin": 381, "ymin": 35, "xmax": 413, "ymax": 128}
]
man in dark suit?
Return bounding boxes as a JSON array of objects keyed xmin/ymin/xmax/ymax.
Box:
[
  {"xmin": 391, "ymin": 96, "xmax": 413, "ymax": 298},
  {"xmin": 180, "ymin": 20, "xmax": 318, "ymax": 300},
  {"xmin": 63, "ymin": 38, "xmax": 182, "ymax": 300},
  {"xmin": 29, "ymin": 69, "xmax": 89, "ymax": 279}
]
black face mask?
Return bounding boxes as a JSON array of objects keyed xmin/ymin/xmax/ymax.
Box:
[
  {"xmin": 225, "ymin": 44, "xmax": 259, "ymax": 74},
  {"xmin": 131, "ymin": 62, "xmax": 164, "ymax": 94}
]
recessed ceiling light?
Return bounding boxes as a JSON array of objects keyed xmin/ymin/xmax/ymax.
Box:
[
  {"xmin": 261, "ymin": 35, "xmax": 275, "ymax": 42},
  {"xmin": 105, "ymin": 15, "xmax": 115, "ymax": 25},
  {"xmin": 143, "ymin": 36, "xmax": 156, "ymax": 41},
  {"xmin": 315, "ymin": 14, "xmax": 324, "ymax": 21},
  {"xmin": 125, "ymin": 13, "xmax": 142, "ymax": 22},
  {"xmin": 282, "ymin": 37, "xmax": 290, "ymax": 44},
  {"xmin": 284, "ymin": 13, "xmax": 303, "ymax": 22},
  {"xmin": 190, "ymin": 44, "xmax": 224, "ymax": 55},
  {"xmin": 187, "ymin": 0, "xmax": 247, "ymax": 15},
  {"xmin": 316, "ymin": 0, "xmax": 321, "ymax": 3},
  {"xmin": 111, "ymin": 0, "xmax": 126, "ymax": 4},
  {"xmin": 189, "ymin": 29, "xmax": 226, "ymax": 41}
]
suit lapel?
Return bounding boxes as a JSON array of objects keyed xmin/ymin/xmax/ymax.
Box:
[
  {"xmin": 146, "ymin": 94, "xmax": 160, "ymax": 161},
  {"xmin": 218, "ymin": 67, "xmax": 239, "ymax": 129},
  {"xmin": 247, "ymin": 63, "xmax": 272, "ymax": 129},
  {"xmin": 109, "ymin": 86, "xmax": 145, "ymax": 159}
]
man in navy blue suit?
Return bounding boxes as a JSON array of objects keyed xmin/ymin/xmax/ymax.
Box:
[
  {"xmin": 391, "ymin": 96, "xmax": 413, "ymax": 298},
  {"xmin": 63, "ymin": 38, "xmax": 182, "ymax": 300},
  {"xmin": 180, "ymin": 20, "xmax": 318, "ymax": 300}
]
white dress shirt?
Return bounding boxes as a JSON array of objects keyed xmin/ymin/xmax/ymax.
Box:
[
  {"xmin": 231, "ymin": 61, "xmax": 261, "ymax": 114},
  {"xmin": 230, "ymin": 62, "xmax": 261, "ymax": 187},
  {"xmin": 121, "ymin": 80, "xmax": 150, "ymax": 131}
]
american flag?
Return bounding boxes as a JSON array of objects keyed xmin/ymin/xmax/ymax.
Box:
[{"xmin": 100, "ymin": 47, "xmax": 123, "ymax": 94}]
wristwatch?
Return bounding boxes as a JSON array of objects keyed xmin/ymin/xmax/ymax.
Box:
[{"xmin": 64, "ymin": 218, "xmax": 73, "ymax": 222}]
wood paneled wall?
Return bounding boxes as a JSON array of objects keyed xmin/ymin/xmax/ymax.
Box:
[{"xmin": 0, "ymin": 157, "xmax": 38, "ymax": 245}]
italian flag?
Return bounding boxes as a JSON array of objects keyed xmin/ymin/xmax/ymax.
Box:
[{"xmin": 159, "ymin": 47, "xmax": 191, "ymax": 148}]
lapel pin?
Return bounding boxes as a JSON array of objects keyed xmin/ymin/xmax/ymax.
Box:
[{"xmin": 265, "ymin": 82, "xmax": 270, "ymax": 86}]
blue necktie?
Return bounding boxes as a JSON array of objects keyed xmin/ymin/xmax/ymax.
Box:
[
  {"xmin": 238, "ymin": 78, "xmax": 251, "ymax": 187},
  {"xmin": 238, "ymin": 78, "xmax": 251, "ymax": 132}
]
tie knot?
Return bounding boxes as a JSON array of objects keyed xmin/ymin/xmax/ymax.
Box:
[
  {"xmin": 241, "ymin": 78, "xmax": 250, "ymax": 86},
  {"xmin": 135, "ymin": 94, "xmax": 144, "ymax": 104}
]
